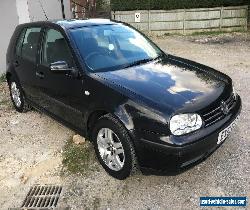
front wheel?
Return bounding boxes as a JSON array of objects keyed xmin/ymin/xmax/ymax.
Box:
[{"xmin": 92, "ymin": 114, "xmax": 137, "ymax": 179}]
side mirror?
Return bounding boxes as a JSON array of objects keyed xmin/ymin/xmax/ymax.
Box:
[
  {"xmin": 50, "ymin": 61, "xmax": 79, "ymax": 78},
  {"xmin": 50, "ymin": 61, "xmax": 71, "ymax": 72}
]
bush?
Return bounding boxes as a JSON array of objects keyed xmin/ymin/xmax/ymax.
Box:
[{"xmin": 111, "ymin": 0, "xmax": 250, "ymax": 11}]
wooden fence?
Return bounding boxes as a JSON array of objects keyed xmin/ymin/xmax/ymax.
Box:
[{"xmin": 111, "ymin": 6, "xmax": 248, "ymax": 34}]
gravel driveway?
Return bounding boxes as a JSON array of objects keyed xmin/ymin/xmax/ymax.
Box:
[{"xmin": 0, "ymin": 32, "xmax": 249, "ymax": 210}]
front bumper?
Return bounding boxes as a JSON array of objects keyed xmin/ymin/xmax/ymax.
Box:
[{"xmin": 133, "ymin": 96, "xmax": 242, "ymax": 175}]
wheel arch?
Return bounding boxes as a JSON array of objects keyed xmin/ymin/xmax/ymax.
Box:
[
  {"xmin": 86, "ymin": 110, "xmax": 109, "ymax": 138},
  {"xmin": 6, "ymin": 72, "xmax": 12, "ymax": 84},
  {"xmin": 86, "ymin": 106, "xmax": 135, "ymax": 141}
]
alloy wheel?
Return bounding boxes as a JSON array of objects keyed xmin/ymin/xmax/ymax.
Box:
[
  {"xmin": 97, "ymin": 128, "xmax": 125, "ymax": 171},
  {"xmin": 10, "ymin": 82, "xmax": 21, "ymax": 107}
]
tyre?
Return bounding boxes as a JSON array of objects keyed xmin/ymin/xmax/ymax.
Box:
[
  {"xmin": 92, "ymin": 114, "xmax": 137, "ymax": 179},
  {"xmin": 8, "ymin": 76, "xmax": 31, "ymax": 113}
]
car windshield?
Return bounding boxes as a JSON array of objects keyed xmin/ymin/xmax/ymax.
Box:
[{"xmin": 70, "ymin": 24, "xmax": 163, "ymax": 72}]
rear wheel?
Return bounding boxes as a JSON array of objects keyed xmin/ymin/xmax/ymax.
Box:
[
  {"xmin": 92, "ymin": 114, "xmax": 137, "ymax": 179},
  {"xmin": 8, "ymin": 77, "xmax": 31, "ymax": 113}
]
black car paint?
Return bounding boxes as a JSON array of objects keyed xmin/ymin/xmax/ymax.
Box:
[{"xmin": 6, "ymin": 19, "xmax": 241, "ymax": 174}]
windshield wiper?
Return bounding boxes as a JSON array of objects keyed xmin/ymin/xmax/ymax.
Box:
[
  {"xmin": 154, "ymin": 53, "xmax": 165, "ymax": 60},
  {"xmin": 124, "ymin": 55, "xmax": 163, "ymax": 69}
]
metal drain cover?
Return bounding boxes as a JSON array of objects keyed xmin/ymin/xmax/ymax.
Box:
[{"xmin": 21, "ymin": 185, "xmax": 62, "ymax": 209}]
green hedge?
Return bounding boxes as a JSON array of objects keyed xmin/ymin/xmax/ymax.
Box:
[{"xmin": 111, "ymin": 0, "xmax": 250, "ymax": 11}]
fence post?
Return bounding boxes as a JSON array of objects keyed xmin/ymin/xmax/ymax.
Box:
[
  {"xmin": 183, "ymin": 9, "xmax": 186, "ymax": 35},
  {"xmin": 148, "ymin": 10, "xmax": 151, "ymax": 33},
  {"xmin": 248, "ymin": 5, "xmax": 250, "ymax": 28},
  {"xmin": 111, "ymin": 11, "xmax": 115, "ymax": 20},
  {"xmin": 245, "ymin": 6, "xmax": 248, "ymax": 31},
  {"xmin": 219, "ymin": 6, "xmax": 224, "ymax": 31}
]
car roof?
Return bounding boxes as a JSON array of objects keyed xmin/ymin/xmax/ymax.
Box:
[{"xmin": 18, "ymin": 19, "xmax": 120, "ymax": 30}]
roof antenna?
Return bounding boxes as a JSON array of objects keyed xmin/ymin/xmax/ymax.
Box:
[{"xmin": 37, "ymin": 0, "xmax": 48, "ymax": 20}]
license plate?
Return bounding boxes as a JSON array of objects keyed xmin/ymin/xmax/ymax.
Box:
[{"xmin": 217, "ymin": 115, "xmax": 240, "ymax": 144}]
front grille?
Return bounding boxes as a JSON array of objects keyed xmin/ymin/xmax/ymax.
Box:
[
  {"xmin": 202, "ymin": 93, "xmax": 236, "ymax": 127},
  {"xmin": 21, "ymin": 185, "xmax": 62, "ymax": 209}
]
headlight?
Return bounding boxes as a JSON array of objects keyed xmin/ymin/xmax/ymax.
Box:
[{"xmin": 169, "ymin": 113, "xmax": 203, "ymax": 136}]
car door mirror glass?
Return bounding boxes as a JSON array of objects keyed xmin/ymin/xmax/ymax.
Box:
[
  {"xmin": 50, "ymin": 61, "xmax": 71, "ymax": 71},
  {"xmin": 50, "ymin": 61, "xmax": 80, "ymax": 78}
]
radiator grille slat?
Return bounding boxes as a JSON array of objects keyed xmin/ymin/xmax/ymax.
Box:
[{"xmin": 202, "ymin": 93, "xmax": 236, "ymax": 127}]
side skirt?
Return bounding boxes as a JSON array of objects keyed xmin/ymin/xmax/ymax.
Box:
[{"xmin": 27, "ymin": 99, "xmax": 88, "ymax": 139}]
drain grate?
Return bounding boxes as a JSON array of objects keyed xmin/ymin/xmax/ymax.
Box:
[{"xmin": 21, "ymin": 185, "xmax": 62, "ymax": 209}]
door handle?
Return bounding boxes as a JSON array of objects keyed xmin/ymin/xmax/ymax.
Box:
[
  {"xmin": 14, "ymin": 60, "xmax": 19, "ymax": 67},
  {"xmin": 35, "ymin": 71, "xmax": 44, "ymax": 79}
]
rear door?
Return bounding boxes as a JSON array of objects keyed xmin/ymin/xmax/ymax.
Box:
[
  {"xmin": 14, "ymin": 27, "xmax": 42, "ymax": 102},
  {"xmin": 36, "ymin": 27, "xmax": 86, "ymax": 129}
]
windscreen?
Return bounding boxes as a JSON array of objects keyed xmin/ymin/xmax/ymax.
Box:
[{"xmin": 70, "ymin": 24, "xmax": 162, "ymax": 72}]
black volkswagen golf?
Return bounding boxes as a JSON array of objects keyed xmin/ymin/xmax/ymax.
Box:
[{"xmin": 6, "ymin": 19, "xmax": 241, "ymax": 179}]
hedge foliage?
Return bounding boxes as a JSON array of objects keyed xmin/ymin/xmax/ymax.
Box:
[{"xmin": 111, "ymin": 0, "xmax": 250, "ymax": 11}]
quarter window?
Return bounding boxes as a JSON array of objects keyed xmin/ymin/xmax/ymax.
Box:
[
  {"xmin": 21, "ymin": 27, "xmax": 41, "ymax": 62},
  {"xmin": 42, "ymin": 29, "xmax": 73, "ymax": 67}
]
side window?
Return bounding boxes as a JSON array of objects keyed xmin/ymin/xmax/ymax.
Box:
[
  {"xmin": 42, "ymin": 29, "xmax": 73, "ymax": 67},
  {"xmin": 21, "ymin": 27, "xmax": 41, "ymax": 62},
  {"xmin": 15, "ymin": 29, "xmax": 26, "ymax": 57}
]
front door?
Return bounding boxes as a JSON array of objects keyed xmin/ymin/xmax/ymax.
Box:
[{"xmin": 36, "ymin": 28, "xmax": 86, "ymax": 130}]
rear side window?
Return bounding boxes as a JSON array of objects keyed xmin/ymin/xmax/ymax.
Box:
[
  {"xmin": 15, "ymin": 29, "xmax": 26, "ymax": 57},
  {"xmin": 21, "ymin": 27, "xmax": 41, "ymax": 62}
]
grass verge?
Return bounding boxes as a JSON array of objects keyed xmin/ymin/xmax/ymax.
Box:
[
  {"xmin": 187, "ymin": 29, "xmax": 247, "ymax": 36},
  {"xmin": 162, "ymin": 29, "xmax": 248, "ymax": 37},
  {"xmin": 0, "ymin": 73, "xmax": 6, "ymax": 83},
  {"xmin": 62, "ymin": 139, "xmax": 97, "ymax": 175}
]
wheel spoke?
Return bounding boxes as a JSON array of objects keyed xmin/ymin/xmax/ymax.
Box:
[
  {"xmin": 115, "ymin": 148, "xmax": 124, "ymax": 155},
  {"xmin": 106, "ymin": 153, "xmax": 113, "ymax": 163},
  {"xmin": 113, "ymin": 142, "xmax": 122, "ymax": 149},
  {"xmin": 112, "ymin": 155, "xmax": 122, "ymax": 170},
  {"xmin": 104, "ymin": 128, "xmax": 108, "ymax": 138},
  {"xmin": 104, "ymin": 128, "xmax": 113, "ymax": 142},
  {"xmin": 97, "ymin": 135, "xmax": 108, "ymax": 149},
  {"xmin": 101, "ymin": 150, "xmax": 108, "ymax": 162}
]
